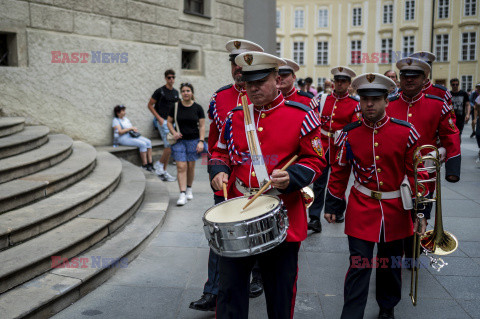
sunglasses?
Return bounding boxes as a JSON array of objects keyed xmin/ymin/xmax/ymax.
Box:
[
  {"xmin": 181, "ymin": 82, "xmax": 191, "ymax": 87},
  {"xmin": 167, "ymin": 76, "xmax": 175, "ymax": 79},
  {"xmin": 451, "ymin": 83, "xmax": 459, "ymax": 86}
]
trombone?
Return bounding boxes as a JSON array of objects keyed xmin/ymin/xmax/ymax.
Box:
[{"xmin": 410, "ymin": 145, "xmax": 458, "ymax": 306}]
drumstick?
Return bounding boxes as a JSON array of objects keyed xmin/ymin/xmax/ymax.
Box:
[
  {"xmin": 242, "ymin": 155, "xmax": 298, "ymax": 211},
  {"xmin": 241, "ymin": 95, "xmax": 258, "ymax": 155},
  {"xmin": 222, "ymin": 183, "xmax": 228, "ymax": 201}
]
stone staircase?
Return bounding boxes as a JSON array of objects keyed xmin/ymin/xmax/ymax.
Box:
[{"xmin": 0, "ymin": 117, "xmax": 169, "ymax": 318}]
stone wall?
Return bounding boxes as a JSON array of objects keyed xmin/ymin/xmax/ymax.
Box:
[{"xmin": 0, "ymin": 0, "xmax": 244, "ymax": 145}]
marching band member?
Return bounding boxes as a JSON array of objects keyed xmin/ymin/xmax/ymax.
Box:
[
  {"xmin": 277, "ymin": 58, "xmax": 317, "ymax": 109},
  {"xmin": 190, "ymin": 39, "xmax": 264, "ymax": 312},
  {"xmin": 308, "ymin": 66, "xmax": 360, "ymax": 233},
  {"xmin": 209, "ymin": 52, "xmax": 326, "ymax": 318},
  {"xmin": 325, "ymin": 73, "xmax": 428, "ymax": 319}
]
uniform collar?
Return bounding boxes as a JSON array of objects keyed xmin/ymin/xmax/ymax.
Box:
[
  {"xmin": 423, "ymin": 80, "xmax": 432, "ymax": 91},
  {"xmin": 332, "ymin": 91, "xmax": 349, "ymax": 100},
  {"xmin": 254, "ymin": 92, "xmax": 285, "ymax": 112},
  {"xmin": 234, "ymin": 83, "xmax": 245, "ymax": 93},
  {"xmin": 285, "ymin": 86, "xmax": 296, "ymax": 98},
  {"xmin": 400, "ymin": 91, "xmax": 424, "ymax": 105},
  {"xmin": 362, "ymin": 114, "xmax": 389, "ymax": 129}
]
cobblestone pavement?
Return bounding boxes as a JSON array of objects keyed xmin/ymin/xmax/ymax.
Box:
[{"xmin": 54, "ymin": 126, "xmax": 480, "ymax": 319}]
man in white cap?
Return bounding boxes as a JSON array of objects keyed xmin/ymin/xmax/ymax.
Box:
[
  {"xmin": 308, "ymin": 66, "xmax": 360, "ymax": 233},
  {"xmin": 277, "ymin": 58, "xmax": 317, "ymax": 109},
  {"xmin": 325, "ymin": 73, "xmax": 428, "ymax": 319},
  {"xmin": 388, "ymin": 57, "xmax": 461, "ymax": 259},
  {"xmin": 409, "ymin": 51, "xmax": 453, "ymax": 108},
  {"xmin": 209, "ymin": 51, "xmax": 326, "ymax": 318},
  {"xmin": 190, "ymin": 39, "xmax": 264, "ymax": 312}
]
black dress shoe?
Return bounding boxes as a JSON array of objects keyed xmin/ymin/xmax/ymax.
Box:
[
  {"xmin": 189, "ymin": 293, "xmax": 216, "ymax": 311},
  {"xmin": 249, "ymin": 278, "xmax": 263, "ymax": 298},
  {"xmin": 378, "ymin": 307, "xmax": 394, "ymax": 319},
  {"xmin": 308, "ymin": 219, "xmax": 322, "ymax": 233}
]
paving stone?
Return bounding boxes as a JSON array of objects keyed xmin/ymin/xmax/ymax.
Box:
[
  {"xmin": 302, "ymin": 236, "xmax": 349, "ymax": 253},
  {"xmin": 149, "ymin": 231, "xmax": 205, "ymax": 248},
  {"xmin": 425, "ymin": 256, "xmax": 480, "ymax": 276},
  {"xmin": 436, "ymin": 276, "xmax": 480, "ymax": 300},
  {"xmin": 456, "ymin": 299, "xmax": 480, "ymax": 319}
]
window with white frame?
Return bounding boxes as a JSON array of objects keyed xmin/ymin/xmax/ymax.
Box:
[
  {"xmin": 351, "ymin": 40, "xmax": 362, "ymax": 64},
  {"xmin": 317, "ymin": 77, "xmax": 327, "ymax": 88},
  {"xmin": 461, "ymin": 75, "xmax": 473, "ymax": 91},
  {"xmin": 383, "ymin": 4, "xmax": 393, "ymax": 24},
  {"xmin": 316, "ymin": 41, "xmax": 329, "ymax": 65},
  {"xmin": 294, "ymin": 9, "xmax": 304, "ymax": 28},
  {"xmin": 381, "ymin": 38, "xmax": 393, "ymax": 63},
  {"xmin": 464, "ymin": 0, "xmax": 477, "ymax": 16},
  {"xmin": 276, "ymin": 9, "xmax": 281, "ymax": 28},
  {"xmin": 461, "ymin": 32, "xmax": 476, "ymax": 61},
  {"xmin": 318, "ymin": 9, "xmax": 328, "ymax": 28},
  {"xmin": 435, "ymin": 34, "xmax": 449, "ymax": 62},
  {"xmin": 438, "ymin": 0, "xmax": 449, "ymax": 19},
  {"xmin": 353, "ymin": 7, "xmax": 362, "ymax": 26},
  {"xmin": 276, "ymin": 42, "xmax": 282, "ymax": 57},
  {"xmin": 293, "ymin": 41, "xmax": 305, "ymax": 65},
  {"xmin": 403, "ymin": 36, "xmax": 415, "ymax": 55},
  {"xmin": 405, "ymin": 0, "xmax": 415, "ymax": 20}
]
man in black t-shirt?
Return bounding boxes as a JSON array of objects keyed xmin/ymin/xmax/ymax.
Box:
[
  {"xmin": 450, "ymin": 78, "xmax": 471, "ymax": 134},
  {"xmin": 147, "ymin": 69, "xmax": 179, "ymax": 182}
]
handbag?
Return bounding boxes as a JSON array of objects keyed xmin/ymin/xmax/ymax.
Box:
[
  {"xmin": 167, "ymin": 102, "xmax": 180, "ymax": 145},
  {"xmin": 118, "ymin": 118, "xmax": 141, "ymax": 138},
  {"xmin": 129, "ymin": 131, "xmax": 141, "ymax": 138}
]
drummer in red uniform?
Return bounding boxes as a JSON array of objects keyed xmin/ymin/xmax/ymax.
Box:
[
  {"xmin": 308, "ymin": 66, "xmax": 360, "ymax": 233},
  {"xmin": 277, "ymin": 58, "xmax": 317, "ymax": 109},
  {"xmin": 324, "ymin": 73, "xmax": 428, "ymax": 319},
  {"xmin": 190, "ymin": 39, "xmax": 264, "ymax": 312},
  {"xmin": 209, "ymin": 52, "xmax": 326, "ymax": 319}
]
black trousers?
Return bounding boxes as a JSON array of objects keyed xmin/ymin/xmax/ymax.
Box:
[
  {"xmin": 204, "ymin": 195, "xmax": 261, "ymax": 296},
  {"xmin": 309, "ymin": 152, "xmax": 330, "ymax": 219},
  {"xmin": 217, "ymin": 241, "xmax": 300, "ymax": 319},
  {"xmin": 341, "ymin": 235, "xmax": 404, "ymax": 319}
]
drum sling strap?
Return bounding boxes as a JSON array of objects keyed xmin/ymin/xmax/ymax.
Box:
[{"xmin": 243, "ymin": 103, "xmax": 280, "ymax": 196}]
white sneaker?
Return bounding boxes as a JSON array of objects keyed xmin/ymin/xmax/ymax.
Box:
[
  {"xmin": 163, "ymin": 171, "xmax": 176, "ymax": 182},
  {"xmin": 155, "ymin": 167, "xmax": 165, "ymax": 176},
  {"xmin": 177, "ymin": 193, "xmax": 187, "ymax": 206},
  {"xmin": 186, "ymin": 188, "xmax": 193, "ymax": 200},
  {"xmin": 153, "ymin": 161, "xmax": 162, "ymax": 170},
  {"xmin": 476, "ymin": 157, "xmax": 480, "ymax": 168}
]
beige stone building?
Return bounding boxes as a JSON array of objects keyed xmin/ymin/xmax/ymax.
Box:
[
  {"xmin": 0, "ymin": 0, "xmax": 247, "ymax": 145},
  {"xmin": 276, "ymin": 0, "xmax": 479, "ymax": 92}
]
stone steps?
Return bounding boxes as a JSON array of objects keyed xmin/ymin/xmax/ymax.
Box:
[
  {"xmin": 0, "ymin": 134, "xmax": 73, "ymax": 184},
  {"xmin": 0, "ymin": 160, "xmax": 148, "ymax": 295},
  {"xmin": 0, "ymin": 117, "xmax": 25, "ymax": 138},
  {"xmin": 0, "ymin": 125, "xmax": 49, "ymax": 159},
  {"xmin": 0, "ymin": 151, "xmax": 122, "ymax": 250},
  {"xmin": 0, "ymin": 172, "xmax": 166, "ymax": 319},
  {"xmin": 0, "ymin": 141, "xmax": 96, "ymax": 214}
]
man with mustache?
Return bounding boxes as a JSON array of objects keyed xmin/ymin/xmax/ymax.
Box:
[
  {"xmin": 189, "ymin": 39, "xmax": 264, "ymax": 312},
  {"xmin": 209, "ymin": 51, "xmax": 326, "ymax": 318}
]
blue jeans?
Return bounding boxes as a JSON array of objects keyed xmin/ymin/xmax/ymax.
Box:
[{"xmin": 153, "ymin": 117, "xmax": 171, "ymax": 148}]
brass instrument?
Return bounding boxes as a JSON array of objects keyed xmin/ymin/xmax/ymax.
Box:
[{"xmin": 410, "ymin": 145, "xmax": 458, "ymax": 306}]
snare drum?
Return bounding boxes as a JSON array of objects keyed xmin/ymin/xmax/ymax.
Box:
[{"xmin": 203, "ymin": 195, "xmax": 288, "ymax": 258}]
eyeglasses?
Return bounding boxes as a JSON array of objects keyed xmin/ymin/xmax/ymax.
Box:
[{"xmin": 167, "ymin": 76, "xmax": 175, "ymax": 79}]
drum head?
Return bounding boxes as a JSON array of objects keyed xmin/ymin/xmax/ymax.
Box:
[{"xmin": 205, "ymin": 195, "xmax": 280, "ymax": 223}]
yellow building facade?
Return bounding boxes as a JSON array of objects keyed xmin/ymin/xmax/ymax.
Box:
[{"xmin": 276, "ymin": 0, "xmax": 479, "ymax": 92}]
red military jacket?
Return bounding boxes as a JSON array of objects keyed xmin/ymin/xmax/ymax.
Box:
[
  {"xmin": 423, "ymin": 80, "xmax": 452, "ymax": 106},
  {"xmin": 209, "ymin": 93, "xmax": 327, "ymax": 242},
  {"xmin": 387, "ymin": 92, "xmax": 461, "ymax": 179},
  {"xmin": 315, "ymin": 91, "xmax": 361, "ymax": 163},
  {"xmin": 208, "ymin": 84, "xmax": 250, "ymax": 197},
  {"xmin": 283, "ymin": 86, "xmax": 317, "ymax": 110},
  {"xmin": 325, "ymin": 116, "xmax": 427, "ymax": 242}
]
